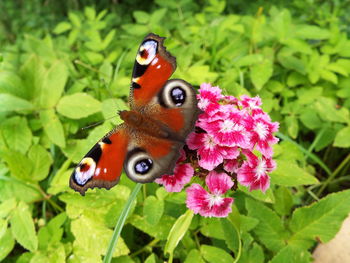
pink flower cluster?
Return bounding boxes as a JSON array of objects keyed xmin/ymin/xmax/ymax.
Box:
[{"xmin": 156, "ymin": 83, "xmax": 279, "ymax": 218}]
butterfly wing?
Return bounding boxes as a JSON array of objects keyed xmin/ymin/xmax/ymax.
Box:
[
  {"xmin": 123, "ymin": 79, "xmax": 200, "ymax": 183},
  {"xmin": 130, "ymin": 33, "xmax": 176, "ymax": 109},
  {"xmin": 69, "ymin": 125, "xmax": 129, "ymax": 195}
]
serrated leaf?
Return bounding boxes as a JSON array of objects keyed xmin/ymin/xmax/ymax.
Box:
[
  {"xmin": 269, "ymin": 245, "xmax": 312, "ymax": 263},
  {"xmin": 143, "ymin": 196, "xmax": 164, "ymax": 225},
  {"xmin": 270, "ymin": 160, "xmax": 319, "ymax": 186},
  {"xmin": 40, "ymin": 109, "xmax": 65, "ymax": 147},
  {"xmin": 165, "ymin": 210, "xmax": 193, "ymax": 256},
  {"xmin": 28, "ymin": 144, "xmax": 53, "ymax": 181},
  {"xmin": 1, "ymin": 116, "xmax": 32, "ymax": 154},
  {"xmin": 0, "ymin": 94, "xmax": 34, "ymax": 113},
  {"xmin": 246, "ymin": 198, "xmax": 287, "ymax": 252},
  {"xmin": 334, "ymin": 126, "xmax": 350, "ymax": 148},
  {"xmin": 0, "ymin": 71, "xmax": 27, "ymax": 98},
  {"xmin": 10, "ymin": 201, "xmax": 38, "ymax": 251},
  {"xmin": 57, "ymin": 93, "xmax": 101, "ymax": 119},
  {"xmin": 295, "ymin": 25, "xmax": 330, "ymax": 40},
  {"xmin": 315, "ymin": 97, "xmax": 349, "ymax": 123},
  {"xmin": 289, "ymin": 190, "xmax": 350, "ymax": 248},
  {"xmin": 200, "ymin": 245, "xmax": 234, "ymax": 263}
]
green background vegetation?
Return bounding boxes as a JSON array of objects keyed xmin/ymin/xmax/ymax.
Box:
[{"xmin": 1, "ymin": 0, "xmax": 350, "ymax": 262}]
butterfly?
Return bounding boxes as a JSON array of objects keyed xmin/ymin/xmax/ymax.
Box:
[{"xmin": 70, "ymin": 33, "xmax": 200, "ymax": 195}]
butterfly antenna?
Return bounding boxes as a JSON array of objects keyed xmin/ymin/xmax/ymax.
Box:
[{"xmin": 81, "ymin": 115, "xmax": 118, "ymax": 130}]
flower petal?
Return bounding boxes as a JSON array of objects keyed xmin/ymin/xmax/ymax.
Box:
[{"xmin": 205, "ymin": 171, "xmax": 234, "ymax": 195}]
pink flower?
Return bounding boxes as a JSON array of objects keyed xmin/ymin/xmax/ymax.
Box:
[
  {"xmin": 247, "ymin": 113, "xmax": 279, "ymax": 158},
  {"xmin": 155, "ymin": 150, "xmax": 193, "ymax": 192},
  {"xmin": 155, "ymin": 163, "xmax": 194, "ymax": 192},
  {"xmin": 237, "ymin": 151, "xmax": 276, "ymax": 192},
  {"xmin": 201, "ymin": 108, "xmax": 251, "ymax": 148},
  {"xmin": 197, "ymin": 83, "xmax": 223, "ymax": 112},
  {"xmin": 186, "ymin": 171, "xmax": 234, "ymax": 217},
  {"xmin": 238, "ymin": 95, "xmax": 263, "ymax": 116},
  {"xmin": 187, "ymin": 132, "xmax": 239, "ymax": 170}
]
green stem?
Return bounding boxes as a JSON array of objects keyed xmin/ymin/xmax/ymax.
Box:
[
  {"xmin": 232, "ymin": 223, "xmax": 242, "ymax": 263},
  {"xmin": 103, "ymin": 183, "xmax": 142, "ymax": 263},
  {"xmin": 317, "ymin": 153, "xmax": 350, "ymax": 196},
  {"xmin": 130, "ymin": 238, "xmax": 159, "ymax": 258}
]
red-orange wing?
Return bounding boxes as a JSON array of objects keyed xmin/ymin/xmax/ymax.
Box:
[
  {"xmin": 69, "ymin": 125, "xmax": 129, "ymax": 195},
  {"xmin": 129, "ymin": 33, "xmax": 176, "ymax": 109}
]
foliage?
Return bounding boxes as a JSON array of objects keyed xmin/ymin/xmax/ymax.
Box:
[{"xmin": 1, "ymin": 0, "xmax": 350, "ymax": 262}]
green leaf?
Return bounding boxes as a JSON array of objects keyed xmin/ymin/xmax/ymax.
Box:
[
  {"xmin": 273, "ymin": 187, "xmax": 293, "ymax": 216},
  {"xmin": 295, "ymin": 25, "xmax": 330, "ymax": 40},
  {"xmin": 0, "ymin": 228, "xmax": 15, "ymax": 261},
  {"xmin": 246, "ymin": 198, "xmax": 287, "ymax": 252},
  {"xmin": 200, "ymin": 245, "xmax": 234, "ymax": 263},
  {"xmin": 289, "ymin": 190, "xmax": 350, "ymax": 248},
  {"xmin": 53, "ymin": 21, "xmax": 72, "ymax": 34},
  {"xmin": 28, "ymin": 144, "xmax": 53, "ymax": 181},
  {"xmin": 250, "ymin": 60, "xmax": 273, "ymax": 90},
  {"xmin": 1, "ymin": 150, "xmax": 33, "ymax": 181},
  {"xmin": 10, "ymin": 201, "xmax": 38, "ymax": 251},
  {"xmin": 334, "ymin": 126, "xmax": 350, "ymax": 148},
  {"xmin": 221, "ymin": 218, "xmax": 239, "ymax": 254},
  {"xmin": 144, "ymin": 253, "xmax": 156, "ymax": 263},
  {"xmin": 285, "ymin": 116, "xmax": 299, "ymax": 139},
  {"xmin": 0, "ymin": 71, "xmax": 27, "ymax": 98},
  {"xmin": 39, "ymin": 60, "xmax": 68, "ymax": 108},
  {"xmin": 71, "ymin": 215, "xmax": 129, "ymax": 257},
  {"xmin": 0, "ymin": 94, "xmax": 34, "ymax": 113},
  {"xmin": 269, "ymin": 245, "xmax": 312, "ymax": 263},
  {"xmin": 40, "ymin": 109, "xmax": 66, "ymax": 148},
  {"xmin": 68, "ymin": 12, "xmax": 81, "ymax": 28},
  {"xmin": 133, "ymin": 11, "xmax": 150, "ymax": 24},
  {"xmin": 143, "ymin": 196, "xmax": 164, "ymax": 225},
  {"xmin": 315, "ymin": 97, "xmax": 349, "ymax": 123},
  {"xmin": 0, "ymin": 219, "xmax": 7, "ymax": 239},
  {"xmin": 270, "ymin": 160, "xmax": 319, "ymax": 186},
  {"xmin": 165, "ymin": 210, "xmax": 193, "ymax": 256},
  {"xmin": 200, "ymin": 218, "xmax": 225, "ymax": 239},
  {"xmin": 57, "ymin": 93, "xmax": 101, "ymax": 119},
  {"xmin": 1, "ymin": 116, "xmax": 32, "ymax": 154},
  {"xmin": 0, "ymin": 198, "xmax": 17, "ymax": 218},
  {"xmin": 129, "ymin": 214, "xmax": 175, "ymax": 240},
  {"xmin": 184, "ymin": 249, "xmax": 204, "ymax": 263}
]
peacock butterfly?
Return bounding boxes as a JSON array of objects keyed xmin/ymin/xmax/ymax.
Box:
[{"xmin": 70, "ymin": 33, "xmax": 200, "ymax": 195}]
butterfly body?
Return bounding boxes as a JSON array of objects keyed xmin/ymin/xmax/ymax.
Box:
[{"xmin": 70, "ymin": 33, "xmax": 199, "ymax": 195}]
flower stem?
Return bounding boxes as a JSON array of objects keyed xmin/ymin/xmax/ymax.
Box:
[{"xmin": 103, "ymin": 183, "xmax": 142, "ymax": 263}]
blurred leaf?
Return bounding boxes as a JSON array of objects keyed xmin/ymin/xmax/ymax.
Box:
[
  {"xmin": 295, "ymin": 25, "xmax": 330, "ymax": 40},
  {"xmin": 184, "ymin": 249, "xmax": 204, "ymax": 263},
  {"xmin": 53, "ymin": 22, "xmax": 72, "ymax": 34},
  {"xmin": 10, "ymin": 201, "xmax": 38, "ymax": 251},
  {"xmin": 0, "ymin": 94, "xmax": 34, "ymax": 113},
  {"xmin": 143, "ymin": 196, "xmax": 164, "ymax": 225},
  {"xmin": 0, "ymin": 228, "xmax": 15, "ymax": 261},
  {"xmin": 57, "ymin": 93, "xmax": 101, "ymax": 119},
  {"xmin": 334, "ymin": 126, "xmax": 350, "ymax": 148},
  {"xmin": 250, "ymin": 60, "xmax": 273, "ymax": 90},
  {"xmin": 0, "ymin": 198, "xmax": 16, "ymax": 218}
]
